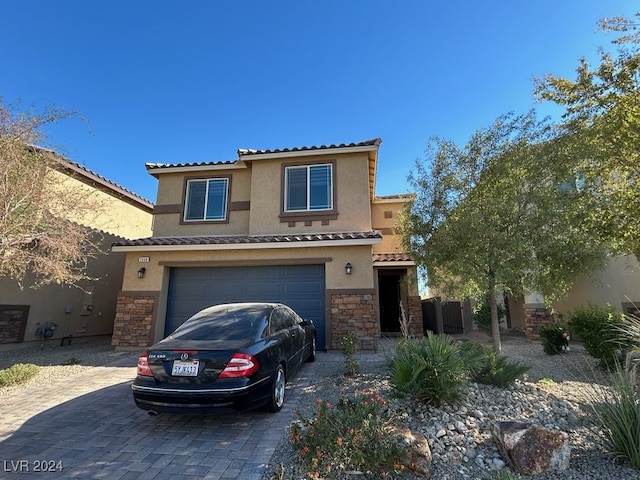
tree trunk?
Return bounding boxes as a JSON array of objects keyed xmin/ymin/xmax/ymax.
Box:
[{"xmin": 488, "ymin": 277, "xmax": 502, "ymax": 354}]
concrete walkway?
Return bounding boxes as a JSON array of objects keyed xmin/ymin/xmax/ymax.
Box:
[{"xmin": 0, "ymin": 352, "xmax": 329, "ymax": 480}]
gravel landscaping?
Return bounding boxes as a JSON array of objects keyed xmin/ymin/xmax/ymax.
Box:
[
  {"xmin": 1, "ymin": 333, "xmax": 638, "ymax": 479},
  {"xmin": 263, "ymin": 332, "xmax": 640, "ymax": 480}
]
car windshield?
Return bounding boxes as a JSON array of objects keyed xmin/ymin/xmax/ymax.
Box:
[{"xmin": 169, "ymin": 305, "xmax": 268, "ymax": 341}]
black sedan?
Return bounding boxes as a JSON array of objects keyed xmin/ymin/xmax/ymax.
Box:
[{"xmin": 131, "ymin": 302, "xmax": 316, "ymax": 414}]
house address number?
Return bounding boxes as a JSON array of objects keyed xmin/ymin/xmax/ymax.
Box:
[{"xmin": 138, "ymin": 256, "xmax": 150, "ymax": 263}]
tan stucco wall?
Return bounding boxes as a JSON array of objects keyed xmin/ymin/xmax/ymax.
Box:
[
  {"xmin": 121, "ymin": 245, "xmax": 375, "ymax": 293},
  {"xmin": 151, "ymin": 152, "xmax": 373, "ymax": 237},
  {"xmin": 371, "ymin": 199, "xmax": 407, "ymax": 253},
  {"xmin": 120, "ymin": 245, "xmax": 375, "ymax": 344},
  {"xmin": 552, "ymin": 255, "xmax": 640, "ymax": 316},
  {"xmin": 153, "ymin": 168, "xmax": 251, "ymax": 236},
  {"xmin": 153, "ymin": 169, "xmax": 251, "ymax": 237},
  {"xmin": 50, "ymin": 169, "xmax": 153, "ymax": 239},
  {"xmin": 0, "ymin": 166, "xmax": 152, "ymax": 344},
  {"xmin": 250, "ymin": 153, "xmax": 373, "ymax": 235},
  {"xmin": 0, "ymin": 235, "xmax": 126, "ymax": 345}
]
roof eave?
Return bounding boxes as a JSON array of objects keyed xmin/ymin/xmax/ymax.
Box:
[
  {"xmin": 111, "ymin": 237, "xmax": 382, "ymax": 253},
  {"xmin": 238, "ymin": 144, "xmax": 379, "ymax": 161},
  {"xmin": 373, "ymin": 260, "xmax": 416, "ymax": 267},
  {"xmin": 145, "ymin": 162, "xmax": 246, "ymax": 177}
]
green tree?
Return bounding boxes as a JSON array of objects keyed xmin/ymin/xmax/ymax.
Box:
[
  {"xmin": 0, "ymin": 98, "xmax": 105, "ymax": 288},
  {"xmin": 534, "ymin": 12, "xmax": 640, "ymax": 258},
  {"xmin": 399, "ymin": 111, "xmax": 606, "ymax": 353}
]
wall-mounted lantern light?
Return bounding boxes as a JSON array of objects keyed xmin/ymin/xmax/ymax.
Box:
[
  {"xmin": 345, "ymin": 262, "xmax": 353, "ymax": 275},
  {"xmin": 137, "ymin": 267, "xmax": 146, "ymax": 279}
]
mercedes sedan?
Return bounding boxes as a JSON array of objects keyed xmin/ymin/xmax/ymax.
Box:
[{"xmin": 131, "ymin": 302, "xmax": 316, "ymax": 414}]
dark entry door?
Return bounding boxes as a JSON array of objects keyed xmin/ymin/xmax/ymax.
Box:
[{"xmin": 379, "ymin": 275, "xmax": 401, "ymax": 333}]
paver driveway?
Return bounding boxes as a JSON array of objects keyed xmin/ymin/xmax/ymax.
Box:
[{"xmin": 0, "ymin": 354, "xmax": 316, "ymax": 480}]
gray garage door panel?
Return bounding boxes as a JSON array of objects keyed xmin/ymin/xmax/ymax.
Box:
[{"xmin": 166, "ymin": 265, "xmax": 326, "ymax": 349}]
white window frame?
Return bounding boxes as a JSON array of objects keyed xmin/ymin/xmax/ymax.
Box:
[
  {"xmin": 284, "ymin": 164, "xmax": 333, "ymax": 212},
  {"xmin": 183, "ymin": 177, "xmax": 229, "ymax": 222}
]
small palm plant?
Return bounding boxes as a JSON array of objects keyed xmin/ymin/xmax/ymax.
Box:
[{"xmin": 388, "ymin": 333, "xmax": 466, "ymax": 405}]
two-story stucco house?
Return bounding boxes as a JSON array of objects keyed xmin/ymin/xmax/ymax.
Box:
[
  {"xmin": 0, "ymin": 153, "xmax": 154, "ymax": 345},
  {"xmin": 111, "ymin": 139, "xmax": 421, "ymax": 351}
]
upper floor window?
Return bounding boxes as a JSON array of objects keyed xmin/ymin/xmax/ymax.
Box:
[
  {"xmin": 284, "ymin": 164, "xmax": 333, "ymax": 212},
  {"xmin": 183, "ymin": 177, "xmax": 229, "ymax": 222}
]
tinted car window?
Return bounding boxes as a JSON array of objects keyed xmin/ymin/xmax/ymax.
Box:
[
  {"xmin": 269, "ymin": 309, "xmax": 284, "ymax": 334},
  {"xmin": 278, "ymin": 308, "xmax": 296, "ymax": 328},
  {"xmin": 170, "ymin": 306, "xmax": 267, "ymax": 341},
  {"xmin": 283, "ymin": 306, "xmax": 302, "ymax": 325}
]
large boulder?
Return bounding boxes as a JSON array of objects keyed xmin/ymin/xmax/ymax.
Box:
[
  {"xmin": 388, "ymin": 423, "xmax": 432, "ymax": 478},
  {"xmin": 493, "ymin": 421, "xmax": 570, "ymax": 475}
]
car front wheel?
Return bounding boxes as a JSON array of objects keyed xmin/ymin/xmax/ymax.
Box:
[{"xmin": 265, "ymin": 364, "xmax": 286, "ymax": 412}]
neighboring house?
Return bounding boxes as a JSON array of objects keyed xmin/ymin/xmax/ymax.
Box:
[
  {"xmin": 111, "ymin": 139, "xmax": 421, "ymax": 351},
  {"xmin": 0, "ymin": 153, "xmax": 154, "ymax": 345},
  {"xmin": 552, "ymin": 255, "xmax": 640, "ymax": 318},
  {"xmin": 513, "ymin": 254, "xmax": 640, "ymax": 335},
  {"xmin": 492, "ymin": 254, "xmax": 640, "ymax": 337}
]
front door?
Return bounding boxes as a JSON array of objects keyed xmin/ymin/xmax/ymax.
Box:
[{"xmin": 379, "ymin": 274, "xmax": 401, "ymax": 334}]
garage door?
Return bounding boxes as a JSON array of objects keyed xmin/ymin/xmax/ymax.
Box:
[{"xmin": 165, "ymin": 265, "xmax": 326, "ymax": 349}]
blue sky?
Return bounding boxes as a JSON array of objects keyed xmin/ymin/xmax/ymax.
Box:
[{"xmin": 1, "ymin": 1, "xmax": 636, "ymax": 203}]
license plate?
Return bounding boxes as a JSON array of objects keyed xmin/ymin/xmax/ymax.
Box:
[{"xmin": 171, "ymin": 360, "xmax": 199, "ymax": 377}]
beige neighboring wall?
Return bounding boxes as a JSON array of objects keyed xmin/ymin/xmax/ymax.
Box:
[
  {"xmin": 0, "ymin": 156, "xmax": 153, "ymax": 345},
  {"xmin": 48, "ymin": 164, "xmax": 153, "ymax": 239},
  {"xmin": 552, "ymin": 255, "xmax": 640, "ymax": 316}
]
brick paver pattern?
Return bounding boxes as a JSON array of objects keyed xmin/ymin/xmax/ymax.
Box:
[{"xmin": 0, "ymin": 355, "xmax": 316, "ymax": 480}]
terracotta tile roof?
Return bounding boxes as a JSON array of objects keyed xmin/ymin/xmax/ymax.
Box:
[
  {"xmin": 373, "ymin": 252, "xmax": 414, "ymax": 262},
  {"xmin": 374, "ymin": 194, "xmax": 415, "ymax": 201},
  {"xmin": 144, "ymin": 139, "xmax": 381, "ymax": 171},
  {"xmin": 29, "ymin": 145, "xmax": 154, "ymax": 209},
  {"xmin": 145, "ymin": 160, "xmax": 237, "ymax": 171},
  {"xmin": 237, "ymin": 138, "xmax": 381, "ymax": 157},
  {"xmin": 113, "ymin": 231, "xmax": 382, "ymax": 248}
]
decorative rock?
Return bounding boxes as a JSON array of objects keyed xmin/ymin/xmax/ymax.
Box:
[
  {"xmin": 388, "ymin": 423, "xmax": 432, "ymax": 478},
  {"xmin": 493, "ymin": 421, "xmax": 570, "ymax": 475}
]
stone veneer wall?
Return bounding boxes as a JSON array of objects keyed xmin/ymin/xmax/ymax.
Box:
[
  {"xmin": 523, "ymin": 304, "xmax": 554, "ymax": 338},
  {"xmin": 330, "ymin": 293, "xmax": 379, "ymax": 351},
  {"xmin": 112, "ymin": 293, "xmax": 156, "ymax": 348},
  {"xmin": 407, "ymin": 296, "xmax": 424, "ymax": 337}
]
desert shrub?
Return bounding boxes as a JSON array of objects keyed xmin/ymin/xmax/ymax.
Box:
[
  {"xmin": 290, "ymin": 389, "xmax": 411, "ymax": 478},
  {"xmin": 459, "ymin": 342, "xmax": 530, "ymax": 388},
  {"xmin": 458, "ymin": 340, "xmax": 489, "ymax": 372},
  {"xmin": 537, "ymin": 323, "xmax": 568, "ymax": 355},
  {"xmin": 570, "ymin": 304, "xmax": 626, "ymax": 368},
  {"xmin": 473, "ymin": 301, "xmax": 505, "ymax": 335},
  {"xmin": 592, "ymin": 361, "xmax": 640, "ymax": 469},
  {"xmin": 340, "ymin": 332, "xmax": 359, "ymax": 376},
  {"xmin": 0, "ymin": 363, "xmax": 39, "ymax": 387},
  {"xmin": 387, "ymin": 333, "xmax": 466, "ymax": 406}
]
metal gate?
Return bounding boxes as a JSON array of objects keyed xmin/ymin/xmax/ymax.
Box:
[{"xmin": 422, "ymin": 298, "xmax": 464, "ymax": 334}]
